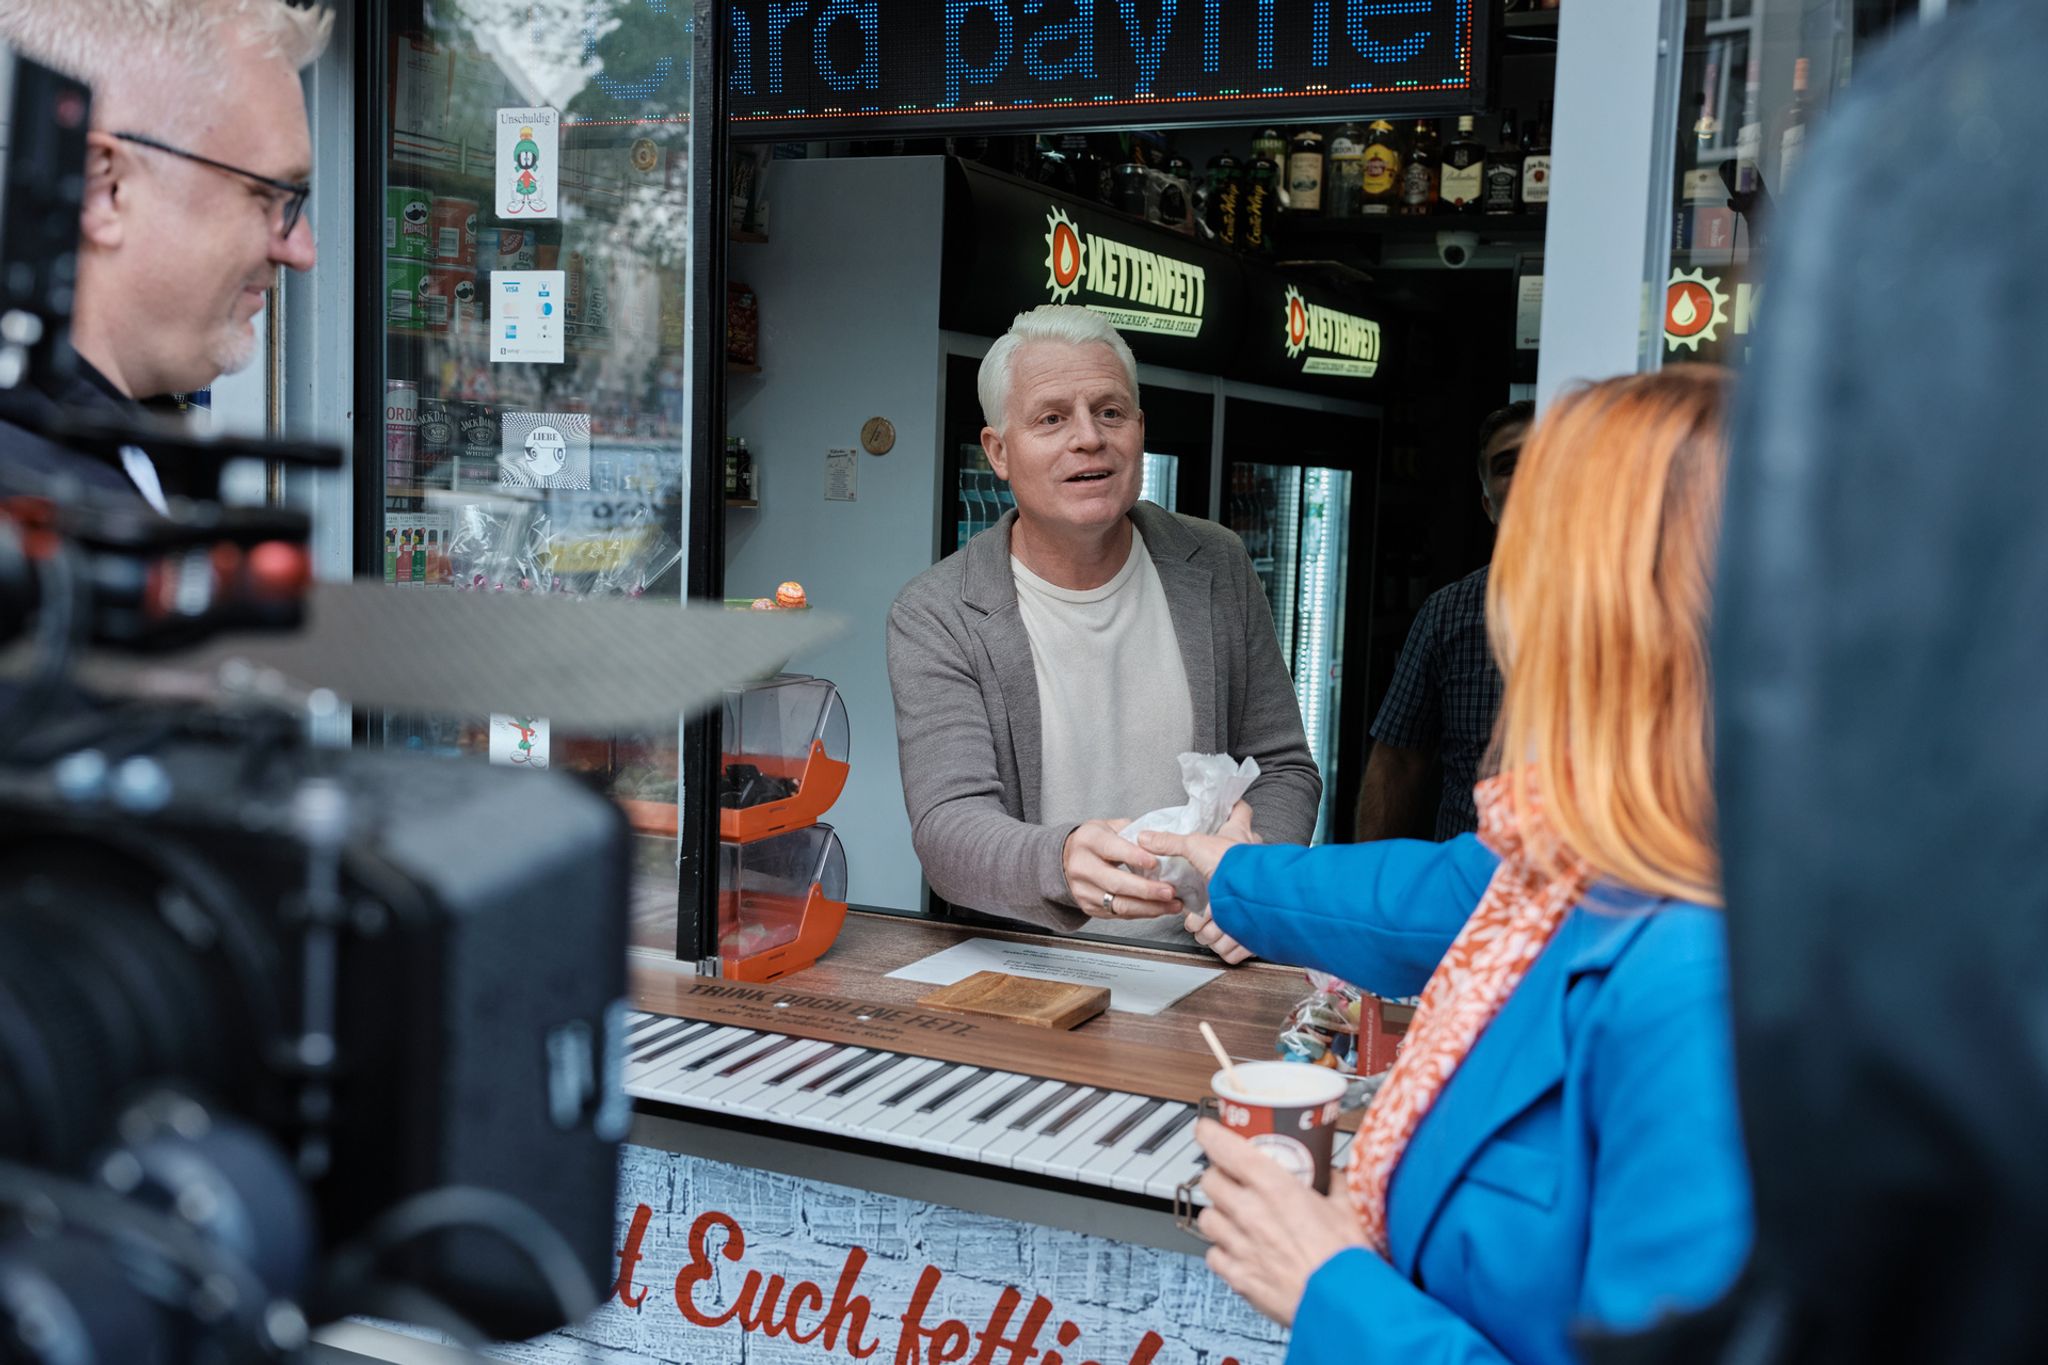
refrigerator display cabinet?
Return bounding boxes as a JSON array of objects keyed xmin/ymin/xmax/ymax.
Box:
[{"xmin": 356, "ymin": 4, "xmax": 722, "ymax": 956}]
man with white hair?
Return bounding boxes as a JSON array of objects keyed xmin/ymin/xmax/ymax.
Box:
[
  {"xmin": 0, "ymin": 0, "xmax": 329, "ymax": 508},
  {"xmin": 887, "ymin": 305, "xmax": 1321, "ymax": 956}
]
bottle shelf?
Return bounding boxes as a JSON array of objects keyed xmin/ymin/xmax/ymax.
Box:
[{"xmin": 727, "ymin": 359, "xmax": 762, "ymax": 374}]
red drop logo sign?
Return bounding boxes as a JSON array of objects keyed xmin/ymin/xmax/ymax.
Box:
[
  {"xmin": 1049, "ymin": 221, "xmax": 1082, "ymax": 292},
  {"xmin": 1666, "ymin": 280, "xmax": 1714, "ymax": 338}
]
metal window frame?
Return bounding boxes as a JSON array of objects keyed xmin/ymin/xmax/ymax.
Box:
[{"xmin": 1533, "ymin": 0, "xmax": 1687, "ymax": 405}]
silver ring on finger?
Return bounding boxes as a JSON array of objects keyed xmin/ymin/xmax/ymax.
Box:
[{"xmin": 1101, "ymin": 890, "xmax": 1117, "ymax": 914}]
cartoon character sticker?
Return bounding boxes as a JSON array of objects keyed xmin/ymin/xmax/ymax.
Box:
[
  {"xmin": 497, "ymin": 107, "xmax": 558, "ymax": 219},
  {"xmin": 489, "ymin": 714, "xmax": 549, "ymax": 769}
]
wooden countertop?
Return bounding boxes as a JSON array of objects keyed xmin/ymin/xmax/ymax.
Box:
[{"xmin": 629, "ymin": 910, "xmax": 1406, "ymax": 1106}]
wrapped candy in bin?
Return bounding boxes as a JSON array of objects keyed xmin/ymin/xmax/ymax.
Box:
[{"xmin": 719, "ymin": 675, "xmax": 850, "ymax": 841}]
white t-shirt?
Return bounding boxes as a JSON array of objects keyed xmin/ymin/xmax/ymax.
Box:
[{"xmin": 1012, "ymin": 529, "xmax": 1194, "ymax": 944}]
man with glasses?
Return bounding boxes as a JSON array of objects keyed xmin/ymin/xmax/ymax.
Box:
[
  {"xmin": 0, "ymin": 0, "xmax": 330, "ymax": 509},
  {"xmin": 1354, "ymin": 401, "xmax": 1534, "ymax": 843}
]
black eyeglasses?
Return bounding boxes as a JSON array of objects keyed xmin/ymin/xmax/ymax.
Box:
[{"xmin": 111, "ymin": 131, "xmax": 311, "ymax": 239}]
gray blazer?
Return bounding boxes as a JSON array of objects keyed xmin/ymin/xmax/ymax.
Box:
[{"xmin": 886, "ymin": 501, "xmax": 1323, "ymax": 932}]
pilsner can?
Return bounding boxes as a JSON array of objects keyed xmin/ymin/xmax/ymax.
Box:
[{"xmin": 384, "ymin": 381, "xmax": 419, "ymax": 489}]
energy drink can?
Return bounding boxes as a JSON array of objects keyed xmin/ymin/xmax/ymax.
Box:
[{"xmin": 384, "ymin": 380, "xmax": 419, "ymax": 488}]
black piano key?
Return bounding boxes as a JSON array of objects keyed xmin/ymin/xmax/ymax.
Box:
[
  {"xmin": 801, "ymin": 1050, "xmax": 874, "ymax": 1093},
  {"xmin": 627, "ymin": 1013, "xmax": 667, "ymax": 1035},
  {"xmin": 828, "ymin": 1053, "xmax": 909, "ymax": 1098},
  {"xmin": 718, "ymin": 1035, "xmax": 798, "ymax": 1077},
  {"xmin": 917, "ymin": 1067, "xmax": 991, "ymax": 1115},
  {"xmin": 685, "ymin": 1033, "xmax": 766, "ymax": 1072},
  {"xmin": 880, "ymin": 1064, "xmax": 953, "ymax": 1107},
  {"xmin": 971, "ymin": 1077, "xmax": 1042, "ymax": 1125},
  {"xmin": 1134, "ymin": 1103, "xmax": 1193, "ymax": 1155},
  {"xmin": 629, "ymin": 1019, "xmax": 690, "ymax": 1054},
  {"xmin": 1008, "ymin": 1083, "xmax": 1081, "ymax": 1132},
  {"xmin": 1097, "ymin": 1097, "xmax": 1166, "ymax": 1147},
  {"xmin": 1038, "ymin": 1088, "xmax": 1108, "ymax": 1138},
  {"xmin": 766, "ymin": 1046, "xmax": 841, "ymax": 1086},
  {"xmin": 636, "ymin": 1022, "xmax": 717, "ymax": 1065}
]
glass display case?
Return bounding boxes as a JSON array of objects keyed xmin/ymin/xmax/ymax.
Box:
[
  {"xmin": 720, "ymin": 674, "xmax": 850, "ymax": 841},
  {"xmin": 717, "ymin": 823, "xmax": 849, "ymax": 983},
  {"xmin": 362, "ymin": 3, "xmax": 714, "ymax": 956},
  {"xmin": 1662, "ymin": 0, "xmax": 1933, "ymax": 367}
]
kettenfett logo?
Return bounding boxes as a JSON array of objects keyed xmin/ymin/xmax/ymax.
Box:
[
  {"xmin": 1281, "ymin": 285, "xmax": 1381, "ymax": 378},
  {"xmin": 1040, "ymin": 205, "xmax": 1206, "ymax": 337},
  {"xmin": 1665, "ymin": 268, "xmax": 1730, "ymax": 352},
  {"xmin": 1044, "ymin": 207, "xmax": 1084, "ymax": 304}
]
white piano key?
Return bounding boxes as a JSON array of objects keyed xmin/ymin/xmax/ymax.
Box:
[
  {"xmin": 767, "ymin": 1052, "xmax": 912, "ymax": 1132},
  {"xmin": 689, "ymin": 1038, "xmax": 834, "ymax": 1108},
  {"xmin": 819, "ymin": 1057, "xmax": 948, "ymax": 1136},
  {"xmin": 627, "ymin": 1024, "xmax": 746, "ymax": 1091},
  {"xmin": 732, "ymin": 1046, "xmax": 873, "ymax": 1122},
  {"xmin": 631, "ymin": 1026, "xmax": 758, "ymax": 1096},
  {"xmin": 1073, "ymin": 1096, "xmax": 1173, "ymax": 1185},
  {"xmin": 932, "ymin": 1079, "xmax": 1072, "ymax": 1165},
  {"xmin": 965, "ymin": 1080, "xmax": 1075, "ymax": 1168},
  {"xmin": 1012, "ymin": 1091, "xmax": 1146, "ymax": 1180},
  {"xmin": 1131, "ymin": 1129, "xmax": 1204, "ymax": 1200},
  {"xmin": 625, "ymin": 1018, "xmax": 712, "ymax": 1066},
  {"xmin": 908, "ymin": 1071, "xmax": 1034, "ymax": 1157},
  {"xmin": 874, "ymin": 1066, "xmax": 994, "ymax": 1145},
  {"xmin": 1112, "ymin": 1105, "xmax": 1196, "ymax": 1195}
]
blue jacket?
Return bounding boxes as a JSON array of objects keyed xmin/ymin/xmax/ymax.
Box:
[{"xmin": 1208, "ymin": 834, "xmax": 1752, "ymax": 1365}]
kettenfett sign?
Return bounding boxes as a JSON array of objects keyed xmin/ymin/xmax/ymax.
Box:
[
  {"xmin": 1281, "ymin": 285, "xmax": 1381, "ymax": 379},
  {"xmin": 1043, "ymin": 206, "xmax": 1207, "ymax": 338}
]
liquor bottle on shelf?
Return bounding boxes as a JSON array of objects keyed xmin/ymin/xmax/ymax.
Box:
[
  {"xmin": 1780, "ymin": 57, "xmax": 1813, "ymax": 191},
  {"xmin": 1244, "ymin": 143, "xmax": 1280, "ymax": 253},
  {"xmin": 1285, "ymin": 128, "xmax": 1325, "ymax": 214},
  {"xmin": 1325, "ymin": 123, "xmax": 1364, "ymax": 219},
  {"xmin": 1360, "ymin": 120, "xmax": 1403, "ymax": 216},
  {"xmin": 1201, "ymin": 151, "xmax": 1243, "ymax": 247},
  {"xmin": 1398, "ymin": 120, "xmax": 1440, "ymax": 216},
  {"xmin": 724, "ymin": 435, "xmax": 740, "ymax": 497},
  {"xmin": 1734, "ymin": 61, "xmax": 1764, "ymax": 196},
  {"xmin": 1440, "ymin": 115, "xmax": 1486, "ymax": 213},
  {"xmin": 737, "ymin": 439, "xmax": 757, "ymax": 502},
  {"xmin": 1484, "ymin": 109, "xmax": 1521, "ymax": 214},
  {"xmin": 1521, "ymin": 109, "xmax": 1551, "ymax": 213}
]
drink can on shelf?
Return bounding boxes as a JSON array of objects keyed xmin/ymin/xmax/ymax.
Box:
[
  {"xmin": 418, "ymin": 396, "xmax": 457, "ymax": 488},
  {"xmin": 387, "ymin": 185, "xmax": 432, "ymax": 259},
  {"xmin": 484, "ymin": 228, "xmax": 537, "ymax": 273},
  {"xmin": 385, "ymin": 380, "xmax": 419, "ymax": 488},
  {"xmin": 430, "ymin": 195, "xmax": 479, "ymax": 267}
]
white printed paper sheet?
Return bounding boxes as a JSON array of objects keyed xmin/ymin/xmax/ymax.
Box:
[{"xmin": 886, "ymin": 937, "xmax": 1222, "ymax": 1016}]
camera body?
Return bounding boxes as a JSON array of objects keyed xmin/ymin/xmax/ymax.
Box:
[
  {"xmin": 1436, "ymin": 230, "xmax": 1480, "ymax": 269},
  {"xmin": 0, "ymin": 724, "xmax": 631, "ymax": 1339}
]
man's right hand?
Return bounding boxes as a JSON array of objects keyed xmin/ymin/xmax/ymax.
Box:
[{"xmin": 1065, "ymin": 820, "xmax": 1183, "ymax": 920}]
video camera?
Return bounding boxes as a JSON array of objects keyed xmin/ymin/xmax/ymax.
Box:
[{"xmin": 0, "ymin": 48, "xmax": 635, "ymax": 1363}]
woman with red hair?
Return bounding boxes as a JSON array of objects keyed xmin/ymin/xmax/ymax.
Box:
[{"xmin": 1144, "ymin": 368, "xmax": 1749, "ymax": 1363}]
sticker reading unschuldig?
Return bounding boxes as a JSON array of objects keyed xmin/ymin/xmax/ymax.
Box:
[{"xmin": 496, "ymin": 106, "xmax": 559, "ymax": 219}]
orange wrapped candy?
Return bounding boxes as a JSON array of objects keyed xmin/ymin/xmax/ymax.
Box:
[{"xmin": 774, "ymin": 580, "xmax": 807, "ymax": 608}]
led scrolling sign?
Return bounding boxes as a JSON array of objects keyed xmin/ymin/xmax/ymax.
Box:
[{"xmin": 727, "ymin": 0, "xmax": 1484, "ymax": 137}]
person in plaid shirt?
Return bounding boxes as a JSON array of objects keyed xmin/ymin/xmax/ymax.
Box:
[{"xmin": 1354, "ymin": 403, "xmax": 1533, "ymax": 841}]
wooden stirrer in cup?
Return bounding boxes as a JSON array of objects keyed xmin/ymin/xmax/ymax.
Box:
[{"xmin": 1198, "ymin": 1021, "xmax": 1244, "ymax": 1095}]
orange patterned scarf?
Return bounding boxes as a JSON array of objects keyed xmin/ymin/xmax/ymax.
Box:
[{"xmin": 1346, "ymin": 773, "xmax": 1595, "ymax": 1255}]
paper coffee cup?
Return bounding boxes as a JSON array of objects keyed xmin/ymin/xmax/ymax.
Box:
[{"xmin": 1206, "ymin": 1061, "xmax": 1349, "ymax": 1193}]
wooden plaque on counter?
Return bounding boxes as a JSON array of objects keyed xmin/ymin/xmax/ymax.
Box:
[{"xmin": 918, "ymin": 971, "xmax": 1109, "ymax": 1030}]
